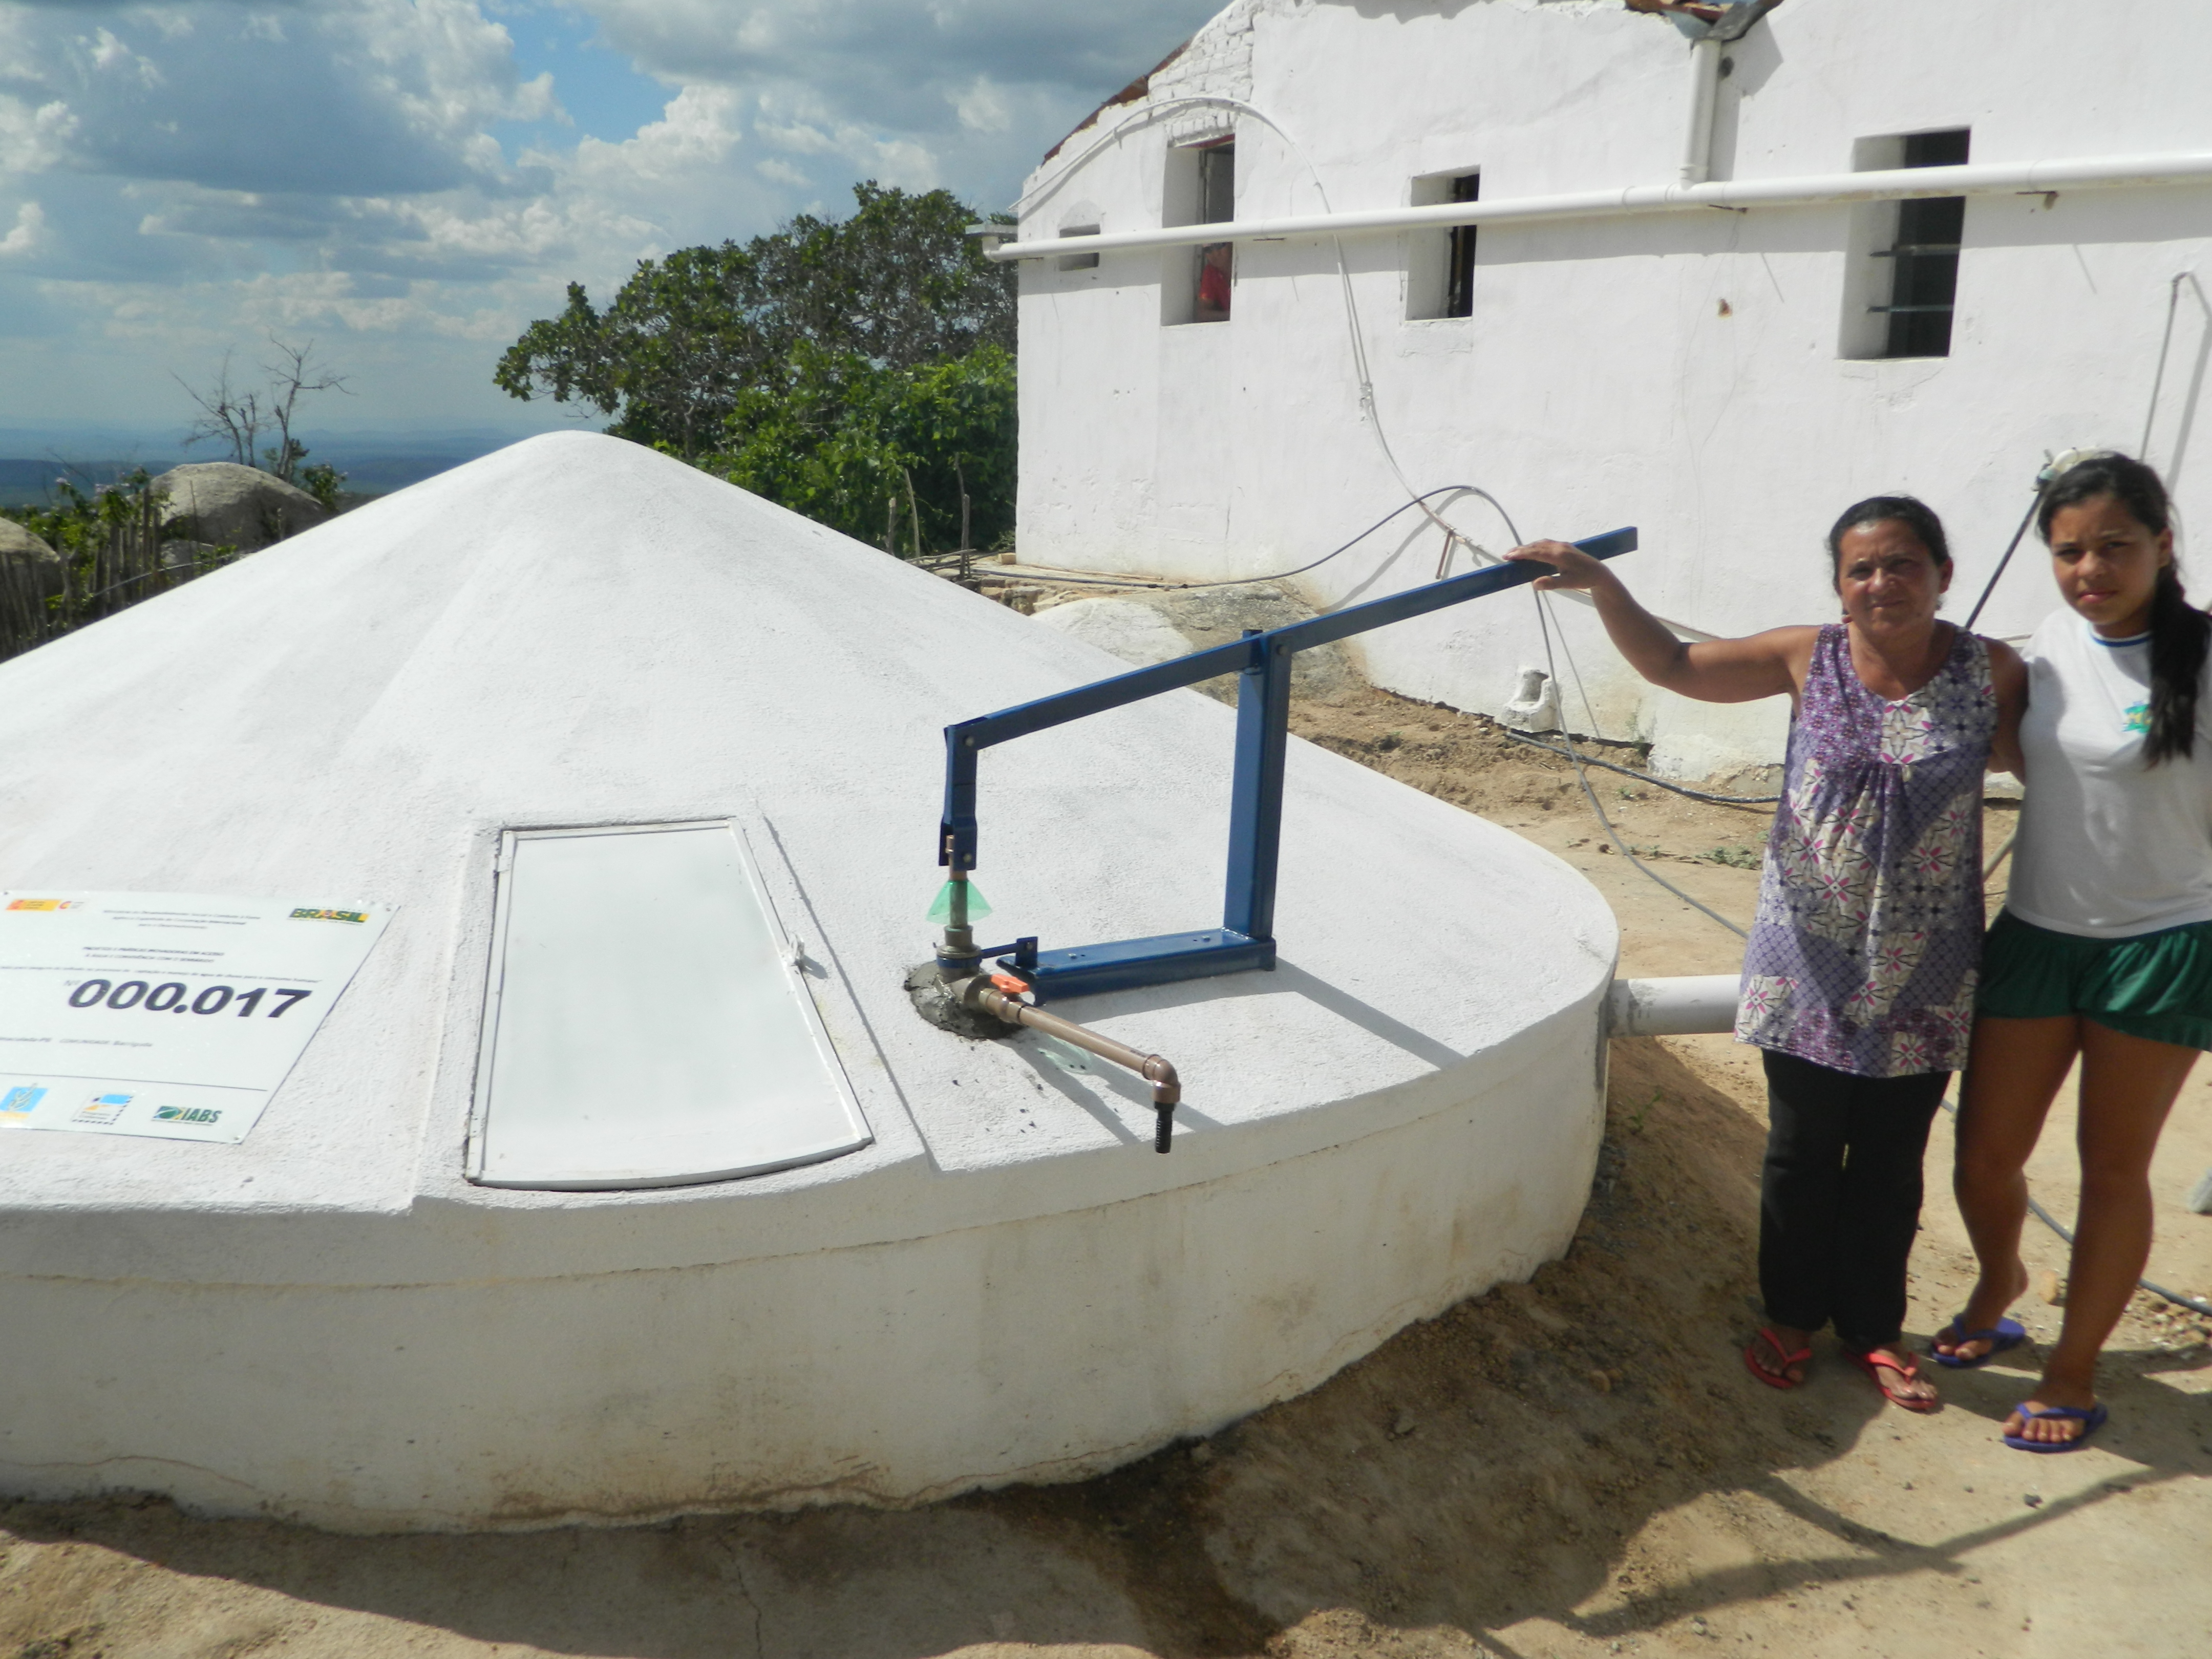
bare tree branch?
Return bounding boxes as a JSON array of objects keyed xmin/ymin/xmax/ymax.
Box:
[
  {"xmin": 175, "ymin": 337, "xmax": 353, "ymax": 483},
  {"xmin": 260, "ymin": 335, "xmax": 352, "ymax": 483},
  {"xmin": 175, "ymin": 350, "xmax": 263, "ymax": 467}
]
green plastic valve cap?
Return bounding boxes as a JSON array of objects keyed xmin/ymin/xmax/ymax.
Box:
[{"xmin": 926, "ymin": 879, "xmax": 992, "ymax": 924}]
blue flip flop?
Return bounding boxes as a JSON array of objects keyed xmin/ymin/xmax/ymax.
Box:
[
  {"xmin": 1930, "ymin": 1314, "xmax": 2027, "ymax": 1369},
  {"xmin": 2003, "ymin": 1400, "xmax": 2108, "ymax": 1453}
]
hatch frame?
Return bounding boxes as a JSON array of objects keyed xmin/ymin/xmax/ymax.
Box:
[{"xmin": 465, "ymin": 816, "xmax": 871, "ymax": 1191}]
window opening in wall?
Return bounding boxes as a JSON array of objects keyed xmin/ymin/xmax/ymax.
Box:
[
  {"xmin": 1194, "ymin": 141, "xmax": 1235, "ymax": 323},
  {"xmin": 1871, "ymin": 129, "xmax": 1969, "ymax": 358},
  {"xmin": 1058, "ymin": 224, "xmax": 1100, "ymax": 271},
  {"xmin": 1405, "ymin": 167, "xmax": 1480, "ymax": 321},
  {"xmin": 1163, "ymin": 136, "xmax": 1235, "ymax": 326},
  {"xmin": 1195, "ymin": 242, "xmax": 1233, "ymax": 322},
  {"xmin": 1444, "ymin": 174, "xmax": 1480, "ymax": 318},
  {"xmin": 1198, "ymin": 142, "xmax": 1235, "ymax": 225}
]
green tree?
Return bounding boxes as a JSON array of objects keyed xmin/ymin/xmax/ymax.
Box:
[
  {"xmin": 493, "ymin": 247, "xmax": 773, "ymax": 459},
  {"xmin": 5, "ymin": 472, "xmax": 234, "ymax": 663},
  {"xmin": 494, "ymin": 183, "xmax": 1015, "ymax": 462},
  {"xmin": 751, "ymin": 181, "xmax": 1016, "ymax": 372},
  {"xmin": 706, "ymin": 343, "xmax": 1015, "ymax": 556}
]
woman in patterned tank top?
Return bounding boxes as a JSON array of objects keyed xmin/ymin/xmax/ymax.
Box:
[{"xmin": 1509, "ymin": 499, "xmax": 2025, "ymax": 1414}]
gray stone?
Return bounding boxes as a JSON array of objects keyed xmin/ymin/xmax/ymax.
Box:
[
  {"xmin": 1031, "ymin": 597, "xmax": 1195, "ymax": 668},
  {"xmin": 0, "ymin": 516, "xmax": 63, "ymax": 600},
  {"xmin": 150, "ymin": 462, "xmax": 328, "ymax": 551},
  {"xmin": 160, "ymin": 540, "xmax": 225, "ymax": 571},
  {"xmin": 1031, "ymin": 582, "xmax": 1364, "ymax": 700}
]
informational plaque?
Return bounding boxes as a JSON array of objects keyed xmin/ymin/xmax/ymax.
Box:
[{"xmin": 0, "ymin": 892, "xmax": 393, "ymax": 1145}]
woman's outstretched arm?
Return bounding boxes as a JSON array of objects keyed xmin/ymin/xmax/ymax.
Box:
[
  {"xmin": 1505, "ymin": 540, "xmax": 1814, "ymax": 706},
  {"xmin": 1986, "ymin": 639, "xmax": 2028, "ymax": 777}
]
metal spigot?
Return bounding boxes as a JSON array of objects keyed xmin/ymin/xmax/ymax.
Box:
[
  {"xmin": 955, "ymin": 975, "xmax": 1183, "ymax": 1155},
  {"xmin": 935, "ymin": 864, "xmax": 981, "ymax": 977}
]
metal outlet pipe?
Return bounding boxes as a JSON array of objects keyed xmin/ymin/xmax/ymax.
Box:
[
  {"xmin": 1678, "ymin": 37, "xmax": 1722, "ymax": 186},
  {"xmin": 1607, "ymin": 974, "xmax": 1740, "ymax": 1037},
  {"xmin": 955, "ymin": 977, "xmax": 1183, "ymax": 1152}
]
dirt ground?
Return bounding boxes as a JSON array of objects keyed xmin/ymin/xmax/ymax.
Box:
[{"xmin": 6, "ymin": 684, "xmax": 2211, "ymax": 1659}]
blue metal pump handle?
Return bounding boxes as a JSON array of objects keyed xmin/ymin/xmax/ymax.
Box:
[{"xmin": 937, "ymin": 526, "xmax": 1635, "ymax": 1000}]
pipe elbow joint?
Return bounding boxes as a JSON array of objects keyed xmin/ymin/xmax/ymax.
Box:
[
  {"xmin": 943, "ymin": 971, "xmax": 1180, "ymax": 1150},
  {"xmin": 1140, "ymin": 1054, "xmax": 1181, "ymax": 1105}
]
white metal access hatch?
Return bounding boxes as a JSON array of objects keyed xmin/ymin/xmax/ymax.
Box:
[{"xmin": 467, "ymin": 820, "xmax": 870, "ymax": 1189}]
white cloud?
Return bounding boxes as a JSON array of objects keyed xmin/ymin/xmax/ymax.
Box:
[
  {"xmin": 0, "ymin": 201, "xmax": 46, "ymax": 258},
  {"xmin": 0, "ymin": 0, "xmax": 1226, "ymax": 429},
  {"xmin": 0, "ymin": 97, "xmax": 81, "ymax": 176},
  {"xmin": 952, "ymin": 75, "xmax": 1011, "ymax": 136},
  {"xmin": 735, "ymin": 9, "xmax": 778, "ymax": 52},
  {"xmin": 573, "ymin": 83, "xmax": 746, "ymax": 182},
  {"xmin": 89, "ymin": 27, "xmax": 164, "ymax": 84}
]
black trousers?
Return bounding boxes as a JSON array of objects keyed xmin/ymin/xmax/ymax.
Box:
[{"xmin": 1758, "ymin": 1049, "xmax": 1947, "ymax": 1352}]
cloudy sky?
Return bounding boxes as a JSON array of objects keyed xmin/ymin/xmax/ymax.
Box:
[{"xmin": 0, "ymin": 0, "xmax": 1220, "ymax": 440}]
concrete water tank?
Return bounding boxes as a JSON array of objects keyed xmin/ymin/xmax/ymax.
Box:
[{"xmin": 0, "ymin": 433, "xmax": 1617, "ymax": 1531}]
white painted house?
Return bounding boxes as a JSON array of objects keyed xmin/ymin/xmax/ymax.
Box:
[{"xmin": 1001, "ymin": 0, "xmax": 2212, "ymax": 778}]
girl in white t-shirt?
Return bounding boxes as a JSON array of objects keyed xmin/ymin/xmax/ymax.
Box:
[{"xmin": 1937, "ymin": 454, "xmax": 2212, "ymax": 1452}]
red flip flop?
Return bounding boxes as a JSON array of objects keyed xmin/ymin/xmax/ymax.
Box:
[
  {"xmin": 1744, "ymin": 1328, "xmax": 1812, "ymax": 1390},
  {"xmin": 1849, "ymin": 1347, "xmax": 1939, "ymax": 1413}
]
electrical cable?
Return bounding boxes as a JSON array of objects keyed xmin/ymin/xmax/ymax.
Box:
[
  {"xmin": 1009, "ymin": 90, "xmax": 1720, "ymax": 640},
  {"xmin": 1188, "ymin": 485, "xmax": 1497, "ymax": 590},
  {"xmin": 1518, "ymin": 511, "xmax": 2212, "ymax": 1329},
  {"xmin": 1501, "ymin": 730, "xmax": 1781, "ymax": 804},
  {"xmin": 1962, "ymin": 486, "xmax": 2049, "ymax": 632},
  {"xmin": 77, "ymin": 565, "xmax": 188, "ymax": 605},
  {"xmin": 1932, "ymin": 1097, "xmax": 2212, "ymax": 1320},
  {"xmin": 2140, "ymin": 270, "xmax": 2194, "ymax": 461},
  {"xmin": 1029, "ymin": 89, "xmax": 2212, "ymax": 1329},
  {"xmin": 1958, "ymin": 422, "xmax": 2212, "ymax": 1318},
  {"xmin": 1983, "ymin": 825, "xmax": 2018, "ymax": 880},
  {"xmin": 1528, "ymin": 583, "xmax": 1754, "ymax": 940},
  {"xmin": 975, "ymin": 485, "xmax": 1506, "ymax": 594},
  {"xmin": 1963, "ymin": 444, "xmax": 2132, "ymax": 632},
  {"xmin": 1013, "ymin": 93, "xmax": 1569, "ymax": 577},
  {"xmin": 1545, "ymin": 608, "xmax": 1613, "ymax": 737},
  {"xmin": 1908, "ymin": 439, "xmax": 2212, "ymax": 1320},
  {"xmin": 1535, "ymin": 543, "xmax": 2207, "ymax": 1316}
]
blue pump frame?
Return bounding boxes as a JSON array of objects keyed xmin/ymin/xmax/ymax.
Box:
[{"xmin": 939, "ymin": 526, "xmax": 1637, "ymax": 1001}]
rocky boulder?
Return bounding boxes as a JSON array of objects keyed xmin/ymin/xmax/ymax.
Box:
[
  {"xmin": 0, "ymin": 516, "xmax": 63, "ymax": 601},
  {"xmin": 1029, "ymin": 597, "xmax": 1195, "ymax": 669},
  {"xmin": 151, "ymin": 462, "xmax": 328, "ymax": 551},
  {"xmin": 1031, "ymin": 582, "xmax": 1365, "ymax": 701}
]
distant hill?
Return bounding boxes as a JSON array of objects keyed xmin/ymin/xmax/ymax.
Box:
[
  {"xmin": 0, "ymin": 424, "xmax": 584, "ymax": 509},
  {"xmin": 0, "ymin": 458, "xmax": 188, "ymax": 507}
]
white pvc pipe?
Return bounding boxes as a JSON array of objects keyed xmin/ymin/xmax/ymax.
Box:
[
  {"xmin": 1678, "ymin": 38, "xmax": 1722, "ymax": 187},
  {"xmin": 1607, "ymin": 974, "xmax": 1740, "ymax": 1038},
  {"xmin": 983, "ymin": 152, "xmax": 2212, "ymax": 262}
]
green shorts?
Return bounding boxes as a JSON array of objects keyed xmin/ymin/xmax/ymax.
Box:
[{"xmin": 1978, "ymin": 910, "xmax": 2212, "ymax": 1052}]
